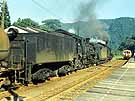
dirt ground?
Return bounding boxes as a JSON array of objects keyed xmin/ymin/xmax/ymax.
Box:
[{"xmin": 0, "ymin": 60, "xmax": 126, "ymax": 101}]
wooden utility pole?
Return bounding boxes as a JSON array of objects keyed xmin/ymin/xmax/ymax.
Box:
[{"xmin": 1, "ymin": 0, "xmax": 6, "ymax": 29}]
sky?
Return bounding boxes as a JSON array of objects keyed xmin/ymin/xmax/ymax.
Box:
[{"xmin": 6, "ymin": 0, "xmax": 135, "ymax": 24}]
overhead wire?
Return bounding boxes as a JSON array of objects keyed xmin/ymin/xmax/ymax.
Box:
[{"xmin": 31, "ymin": 0, "xmax": 63, "ymax": 20}]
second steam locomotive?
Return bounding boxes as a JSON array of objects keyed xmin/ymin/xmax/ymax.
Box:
[{"xmin": 0, "ymin": 27, "xmax": 112, "ymax": 85}]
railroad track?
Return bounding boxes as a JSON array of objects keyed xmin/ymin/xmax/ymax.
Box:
[
  {"xmin": 0, "ymin": 60, "xmax": 126, "ymax": 101},
  {"xmin": 25, "ymin": 60, "xmax": 126, "ymax": 101},
  {"xmin": 45, "ymin": 61, "xmax": 126, "ymax": 101}
]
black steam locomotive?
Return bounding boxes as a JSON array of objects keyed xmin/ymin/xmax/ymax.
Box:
[{"xmin": 1, "ymin": 28, "xmax": 112, "ymax": 85}]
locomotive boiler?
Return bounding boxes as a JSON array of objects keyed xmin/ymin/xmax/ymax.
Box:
[
  {"xmin": 0, "ymin": 28, "xmax": 10, "ymax": 61},
  {"xmin": 0, "ymin": 0, "xmax": 10, "ymax": 61}
]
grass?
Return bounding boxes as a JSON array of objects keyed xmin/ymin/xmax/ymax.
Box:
[{"xmin": 112, "ymin": 55, "xmax": 123, "ymax": 60}]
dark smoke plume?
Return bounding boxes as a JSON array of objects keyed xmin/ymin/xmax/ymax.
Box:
[{"xmin": 76, "ymin": 0, "xmax": 109, "ymax": 41}]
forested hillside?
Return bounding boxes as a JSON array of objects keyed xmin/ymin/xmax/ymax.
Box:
[
  {"xmin": 62, "ymin": 17, "xmax": 135, "ymax": 50},
  {"xmin": 13, "ymin": 17, "xmax": 135, "ymax": 50}
]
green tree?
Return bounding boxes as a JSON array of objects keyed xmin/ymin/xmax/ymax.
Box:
[
  {"xmin": 13, "ymin": 18, "xmax": 39, "ymax": 28},
  {"xmin": 119, "ymin": 36, "xmax": 135, "ymax": 52},
  {"xmin": 0, "ymin": 1, "xmax": 11, "ymax": 28},
  {"xmin": 40, "ymin": 19, "xmax": 61, "ymax": 31}
]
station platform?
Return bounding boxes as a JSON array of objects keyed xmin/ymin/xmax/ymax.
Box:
[{"xmin": 74, "ymin": 58, "xmax": 135, "ymax": 101}]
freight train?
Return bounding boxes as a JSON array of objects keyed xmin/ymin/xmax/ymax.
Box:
[{"xmin": 0, "ymin": 27, "xmax": 112, "ymax": 86}]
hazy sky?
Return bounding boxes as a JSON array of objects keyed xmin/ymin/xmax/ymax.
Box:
[{"xmin": 6, "ymin": 0, "xmax": 135, "ymax": 23}]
